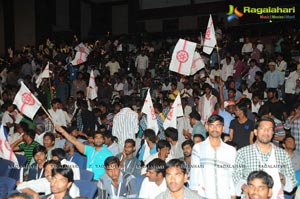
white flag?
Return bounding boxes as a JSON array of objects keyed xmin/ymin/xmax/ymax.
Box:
[
  {"xmin": 0, "ymin": 125, "xmax": 19, "ymax": 167},
  {"xmin": 141, "ymin": 89, "xmax": 159, "ymax": 134},
  {"xmin": 36, "ymin": 62, "xmax": 50, "ymax": 88},
  {"xmin": 13, "ymin": 82, "xmax": 41, "ymax": 120},
  {"xmin": 203, "ymin": 14, "xmax": 217, "ymax": 55},
  {"xmin": 71, "ymin": 43, "xmax": 90, "ymax": 66},
  {"xmin": 190, "ymin": 51, "xmax": 205, "ymax": 75},
  {"xmin": 87, "ymin": 70, "xmax": 98, "ymax": 100},
  {"xmin": 169, "ymin": 39, "xmax": 197, "ymax": 76},
  {"xmin": 163, "ymin": 94, "xmax": 183, "ymax": 129}
]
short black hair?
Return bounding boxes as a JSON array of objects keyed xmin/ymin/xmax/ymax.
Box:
[
  {"xmin": 51, "ymin": 98, "xmax": 62, "ymax": 105},
  {"xmin": 25, "ymin": 129, "xmax": 36, "ymax": 140},
  {"xmin": 283, "ymin": 135, "xmax": 295, "ymax": 143},
  {"xmin": 43, "ymin": 160, "xmax": 61, "ymax": 169},
  {"xmin": 51, "ymin": 148, "xmax": 66, "ymax": 161},
  {"xmin": 207, "ymin": 114, "xmax": 224, "ymax": 125},
  {"xmin": 166, "ymin": 159, "xmax": 187, "ymax": 174},
  {"xmin": 156, "ymin": 140, "xmax": 171, "ymax": 151},
  {"xmin": 181, "ymin": 140, "xmax": 194, "ymax": 149},
  {"xmin": 193, "ymin": 134, "xmax": 205, "ymax": 141},
  {"xmin": 104, "ymin": 156, "xmax": 120, "ymax": 168},
  {"xmin": 52, "ymin": 165, "xmax": 74, "ymax": 183},
  {"xmin": 165, "ymin": 127, "xmax": 178, "ymax": 141},
  {"xmin": 247, "ymin": 170, "xmax": 274, "ymax": 188},
  {"xmin": 7, "ymin": 192, "xmax": 31, "ymax": 199},
  {"xmin": 32, "ymin": 145, "xmax": 47, "ymax": 157},
  {"xmin": 189, "ymin": 111, "xmax": 201, "ymax": 121},
  {"xmin": 43, "ymin": 132, "xmax": 55, "ymax": 142},
  {"xmin": 255, "ymin": 116, "xmax": 275, "ymax": 130},
  {"xmin": 143, "ymin": 129, "xmax": 157, "ymax": 143},
  {"xmin": 125, "ymin": 139, "xmax": 135, "ymax": 147},
  {"xmin": 146, "ymin": 158, "xmax": 166, "ymax": 177}
]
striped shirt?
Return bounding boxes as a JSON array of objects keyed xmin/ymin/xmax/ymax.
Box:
[
  {"xmin": 18, "ymin": 141, "xmax": 40, "ymax": 165},
  {"xmin": 284, "ymin": 116, "xmax": 300, "ymax": 150},
  {"xmin": 112, "ymin": 108, "xmax": 139, "ymax": 151}
]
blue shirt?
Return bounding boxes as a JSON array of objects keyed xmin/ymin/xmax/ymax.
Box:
[
  {"xmin": 84, "ymin": 145, "xmax": 113, "ymax": 180},
  {"xmin": 218, "ymin": 109, "xmax": 235, "ymax": 135},
  {"xmin": 192, "ymin": 121, "xmax": 207, "ymax": 138},
  {"xmin": 67, "ymin": 152, "xmax": 86, "ymax": 170},
  {"xmin": 138, "ymin": 143, "xmax": 157, "ymax": 161}
]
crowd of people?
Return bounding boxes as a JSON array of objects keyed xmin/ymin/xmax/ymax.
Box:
[{"xmin": 0, "ymin": 27, "xmax": 300, "ymax": 199}]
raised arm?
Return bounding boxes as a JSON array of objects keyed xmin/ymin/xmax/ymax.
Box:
[{"xmin": 55, "ymin": 125, "xmax": 85, "ymax": 154}]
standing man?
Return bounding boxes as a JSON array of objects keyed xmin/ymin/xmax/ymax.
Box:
[
  {"xmin": 198, "ymin": 83, "xmax": 218, "ymax": 124},
  {"xmin": 284, "ymin": 103, "xmax": 300, "ymax": 151},
  {"xmin": 112, "ymin": 107, "xmax": 139, "ymax": 151},
  {"xmin": 155, "ymin": 159, "xmax": 203, "ymax": 199},
  {"xmin": 135, "ymin": 50, "xmax": 149, "ymax": 77},
  {"xmin": 233, "ymin": 117, "xmax": 296, "ymax": 199},
  {"xmin": 189, "ymin": 115, "xmax": 236, "ymax": 199},
  {"xmin": 189, "ymin": 111, "xmax": 207, "ymax": 139},
  {"xmin": 54, "ymin": 125, "xmax": 112, "ymax": 181}
]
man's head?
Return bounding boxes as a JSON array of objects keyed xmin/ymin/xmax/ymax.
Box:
[
  {"xmin": 143, "ymin": 129, "xmax": 157, "ymax": 145},
  {"xmin": 181, "ymin": 140, "xmax": 194, "ymax": 158},
  {"xmin": 189, "ymin": 111, "xmax": 201, "ymax": 126},
  {"xmin": 254, "ymin": 116, "xmax": 275, "ymax": 145},
  {"xmin": 51, "ymin": 148, "xmax": 66, "ymax": 161},
  {"xmin": 202, "ymin": 83, "xmax": 212, "ymax": 95},
  {"xmin": 33, "ymin": 145, "xmax": 47, "ymax": 165},
  {"xmin": 193, "ymin": 134, "xmax": 204, "ymax": 144},
  {"xmin": 146, "ymin": 158, "xmax": 166, "ymax": 183},
  {"xmin": 63, "ymin": 141, "xmax": 74, "ymax": 153},
  {"xmin": 267, "ymin": 88, "xmax": 278, "ymax": 100},
  {"xmin": 156, "ymin": 140, "xmax": 171, "ymax": 160},
  {"xmin": 22, "ymin": 129, "xmax": 35, "ymax": 144},
  {"xmin": 43, "ymin": 132, "xmax": 55, "ymax": 149},
  {"xmin": 93, "ymin": 131, "xmax": 105, "ymax": 147},
  {"xmin": 44, "ymin": 160, "xmax": 61, "ymax": 181},
  {"xmin": 247, "ymin": 170, "xmax": 273, "ymax": 199},
  {"xmin": 51, "ymin": 98, "xmax": 62, "ymax": 110},
  {"xmin": 205, "ymin": 115, "xmax": 224, "ymax": 139},
  {"xmin": 123, "ymin": 139, "xmax": 136, "ymax": 156},
  {"xmin": 50, "ymin": 165, "xmax": 74, "ymax": 196},
  {"xmin": 283, "ymin": 135, "xmax": 296, "ymax": 151},
  {"xmin": 104, "ymin": 156, "xmax": 121, "ymax": 182},
  {"xmin": 165, "ymin": 127, "xmax": 178, "ymax": 143},
  {"xmin": 165, "ymin": 159, "xmax": 188, "ymax": 195}
]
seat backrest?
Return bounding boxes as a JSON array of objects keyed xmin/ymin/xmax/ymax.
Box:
[
  {"xmin": 0, "ymin": 159, "xmax": 14, "ymax": 177},
  {"xmin": 0, "ymin": 176, "xmax": 16, "ymax": 192},
  {"xmin": 79, "ymin": 169, "xmax": 94, "ymax": 181},
  {"xmin": 74, "ymin": 180, "xmax": 98, "ymax": 199},
  {"xmin": 135, "ymin": 175, "xmax": 146, "ymax": 196},
  {"xmin": 15, "ymin": 154, "xmax": 27, "ymax": 167}
]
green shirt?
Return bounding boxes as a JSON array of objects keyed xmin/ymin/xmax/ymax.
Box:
[{"xmin": 18, "ymin": 141, "xmax": 40, "ymax": 165}]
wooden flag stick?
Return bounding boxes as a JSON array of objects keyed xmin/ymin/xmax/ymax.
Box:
[{"xmin": 40, "ymin": 104, "xmax": 55, "ymax": 124}]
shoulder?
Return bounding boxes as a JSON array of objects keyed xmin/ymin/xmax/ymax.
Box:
[
  {"xmin": 184, "ymin": 187, "xmax": 203, "ymax": 198},
  {"xmin": 155, "ymin": 190, "xmax": 169, "ymax": 199}
]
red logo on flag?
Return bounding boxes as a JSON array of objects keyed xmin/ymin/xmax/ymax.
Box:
[
  {"xmin": 176, "ymin": 50, "xmax": 189, "ymax": 63},
  {"xmin": 167, "ymin": 107, "xmax": 174, "ymax": 120},
  {"xmin": 20, "ymin": 92, "xmax": 35, "ymax": 112}
]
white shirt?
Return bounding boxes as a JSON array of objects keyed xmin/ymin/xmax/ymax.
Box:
[
  {"xmin": 2, "ymin": 111, "xmax": 14, "ymax": 135},
  {"xmin": 139, "ymin": 177, "xmax": 167, "ymax": 199},
  {"xmin": 106, "ymin": 61, "xmax": 120, "ymax": 76},
  {"xmin": 135, "ymin": 55, "xmax": 149, "ymax": 69},
  {"xmin": 48, "ymin": 108, "xmax": 67, "ymax": 127},
  {"xmin": 241, "ymin": 42, "xmax": 253, "ymax": 54},
  {"xmin": 221, "ymin": 63, "xmax": 234, "ymax": 82},
  {"xmin": 112, "ymin": 108, "xmax": 138, "ymax": 151},
  {"xmin": 17, "ymin": 177, "xmax": 80, "ymax": 197},
  {"xmin": 285, "ymin": 70, "xmax": 300, "ymax": 94},
  {"xmin": 189, "ymin": 138, "xmax": 236, "ymax": 199}
]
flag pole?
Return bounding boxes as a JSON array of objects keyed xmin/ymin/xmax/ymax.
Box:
[{"xmin": 40, "ymin": 105, "xmax": 55, "ymax": 124}]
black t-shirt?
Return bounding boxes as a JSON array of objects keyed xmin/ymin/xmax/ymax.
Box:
[
  {"xmin": 264, "ymin": 100, "xmax": 286, "ymax": 121},
  {"xmin": 230, "ymin": 118, "xmax": 255, "ymax": 149}
]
